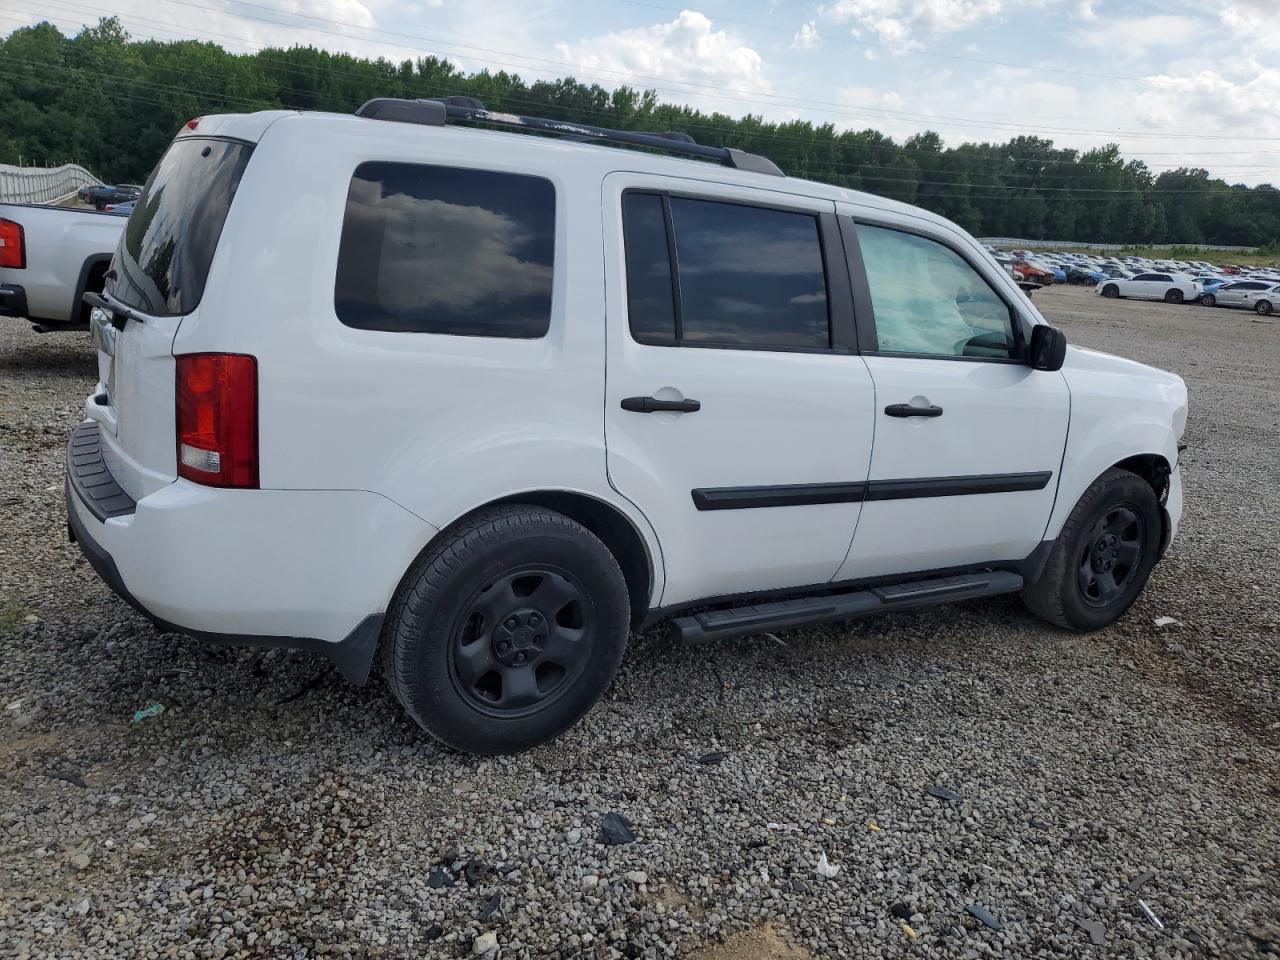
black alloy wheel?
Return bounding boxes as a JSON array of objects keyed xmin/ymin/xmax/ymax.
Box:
[
  {"xmin": 1022, "ymin": 467, "xmax": 1162, "ymax": 631},
  {"xmin": 449, "ymin": 566, "xmax": 594, "ymax": 718},
  {"xmin": 1076, "ymin": 505, "xmax": 1145, "ymax": 607},
  {"xmin": 1165, "ymin": 289, "xmax": 1184, "ymax": 304},
  {"xmin": 381, "ymin": 504, "xmax": 630, "ymax": 754},
  {"xmin": 1102, "ymin": 285, "xmax": 1120, "ymax": 298},
  {"xmin": 1257, "ymin": 299, "xmax": 1274, "ymax": 316}
]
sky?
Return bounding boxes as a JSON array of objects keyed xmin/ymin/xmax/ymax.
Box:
[{"xmin": 5, "ymin": 0, "xmax": 1280, "ymax": 185}]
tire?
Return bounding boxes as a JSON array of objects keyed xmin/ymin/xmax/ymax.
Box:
[
  {"xmin": 1022, "ymin": 468, "xmax": 1162, "ymax": 631},
  {"xmin": 1102, "ymin": 285, "xmax": 1120, "ymax": 299},
  {"xmin": 381, "ymin": 505, "xmax": 630, "ymax": 754},
  {"xmin": 1257, "ymin": 299, "xmax": 1274, "ymax": 316},
  {"xmin": 1200, "ymin": 294, "xmax": 1216, "ymax": 307},
  {"xmin": 1164, "ymin": 289, "xmax": 1184, "ymax": 304}
]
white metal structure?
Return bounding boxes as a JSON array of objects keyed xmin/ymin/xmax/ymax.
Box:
[
  {"xmin": 0, "ymin": 202, "xmax": 125, "ymax": 330},
  {"xmin": 1094, "ymin": 271, "xmax": 1199, "ymax": 303},
  {"xmin": 67, "ymin": 103, "xmax": 1188, "ymax": 753},
  {"xmin": 0, "ymin": 162, "xmax": 101, "ymax": 205}
]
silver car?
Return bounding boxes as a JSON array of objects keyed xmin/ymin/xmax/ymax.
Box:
[{"xmin": 1210, "ymin": 280, "xmax": 1279, "ymax": 313}]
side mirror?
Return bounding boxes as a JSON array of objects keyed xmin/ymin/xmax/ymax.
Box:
[{"xmin": 1028, "ymin": 323, "xmax": 1067, "ymax": 372}]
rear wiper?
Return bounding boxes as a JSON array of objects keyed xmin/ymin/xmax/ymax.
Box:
[{"xmin": 83, "ymin": 290, "xmax": 145, "ymax": 329}]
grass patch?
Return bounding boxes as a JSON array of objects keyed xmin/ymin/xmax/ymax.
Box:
[{"xmin": 0, "ymin": 596, "xmax": 27, "ymax": 635}]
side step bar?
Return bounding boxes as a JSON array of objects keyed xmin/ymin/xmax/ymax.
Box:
[{"xmin": 670, "ymin": 571, "xmax": 1024, "ymax": 645}]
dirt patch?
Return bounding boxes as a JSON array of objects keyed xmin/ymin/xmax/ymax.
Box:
[{"xmin": 687, "ymin": 925, "xmax": 813, "ymax": 960}]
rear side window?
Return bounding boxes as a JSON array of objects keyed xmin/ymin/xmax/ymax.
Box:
[
  {"xmin": 335, "ymin": 162, "xmax": 555, "ymax": 337},
  {"xmin": 622, "ymin": 191, "xmax": 830, "ymax": 350},
  {"xmin": 108, "ymin": 138, "xmax": 252, "ymax": 316}
]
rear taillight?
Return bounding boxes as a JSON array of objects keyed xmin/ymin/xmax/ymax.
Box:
[
  {"xmin": 176, "ymin": 354, "xmax": 258, "ymax": 488},
  {"xmin": 0, "ymin": 218, "xmax": 25, "ymax": 269}
]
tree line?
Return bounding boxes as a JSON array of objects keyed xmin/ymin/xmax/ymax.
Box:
[{"xmin": 4, "ymin": 17, "xmax": 1279, "ymax": 249}]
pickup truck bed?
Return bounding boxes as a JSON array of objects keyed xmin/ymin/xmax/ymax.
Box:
[{"xmin": 0, "ymin": 202, "xmax": 126, "ymax": 331}]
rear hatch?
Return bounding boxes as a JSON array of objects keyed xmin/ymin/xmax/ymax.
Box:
[{"xmin": 86, "ymin": 130, "xmax": 255, "ymax": 501}]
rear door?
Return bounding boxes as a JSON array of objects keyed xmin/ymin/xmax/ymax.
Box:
[
  {"xmin": 1219, "ymin": 281, "xmax": 1265, "ymax": 306},
  {"xmin": 1126, "ymin": 273, "xmax": 1157, "ymax": 298},
  {"xmin": 87, "ymin": 135, "xmax": 253, "ymax": 501},
  {"xmin": 602, "ymin": 174, "xmax": 875, "ymax": 607},
  {"xmin": 833, "ymin": 205, "xmax": 1069, "ymax": 581}
]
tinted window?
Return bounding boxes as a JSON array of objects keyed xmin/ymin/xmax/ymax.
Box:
[
  {"xmin": 335, "ymin": 162, "xmax": 555, "ymax": 337},
  {"xmin": 622, "ymin": 193, "xmax": 676, "ymax": 344},
  {"xmin": 1244, "ymin": 282, "xmax": 1268, "ymax": 290},
  {"xmin": 1132, "ymin": 273, "xmax": 1154, "ymax": 281},
  {"xmin": 857, "ymin": 223, "xmax": 1016, "ymax": 359},
  {"xmin": 669, "ymin": 198, "xmax": 828, "ymax": 349},
  {"xmin": 108, "ymin": 138, "xmax": 252, "ymax": 316},
  {"xmin": 1153, "ymin": 274, "xmax": 1171, "ymax": 282}
]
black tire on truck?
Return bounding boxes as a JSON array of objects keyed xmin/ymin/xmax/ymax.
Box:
[
  {"xmin": 1022, "ymin": 468, "xmax": 1162, "ymax": 631},
  {"xmin": 380, "ymin": 504, "xmax": 629, "ymax": 754}
]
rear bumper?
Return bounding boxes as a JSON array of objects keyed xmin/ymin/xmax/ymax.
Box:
[
  {"xmin": 65, "ymin": 423, "xmax": 437, "ymax": 683},
  {"xmin": 0, "ymin": 283, "xmax": 28, "ymax": 319}
]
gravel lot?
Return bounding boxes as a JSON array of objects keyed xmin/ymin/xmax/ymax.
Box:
[{"xmin": 1, "ymin": 285, "xmax": 1277, "ymax": 959}]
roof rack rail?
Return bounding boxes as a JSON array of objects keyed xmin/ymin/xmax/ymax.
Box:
[{"xmin": 354, "ymin": 96, "xmax": 784, "ymax": 177}]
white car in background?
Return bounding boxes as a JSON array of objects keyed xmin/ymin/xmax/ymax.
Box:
[{"xmin": 1096, "ymin": 271, "xmax": 1198, "ymax": 304}]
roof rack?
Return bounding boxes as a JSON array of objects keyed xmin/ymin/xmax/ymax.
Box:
[{"xmin": 354, "ymin": 95, "xmax": 784, "ymax": 177}]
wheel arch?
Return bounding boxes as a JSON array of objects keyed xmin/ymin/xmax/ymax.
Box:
[
  {"xmin": 403, "ymin": 490, "xmax": 660, "ymax": 629},
  {"xmin": 489, "ymin": 491, "xmax": 655, "ymax": 627},
  {"xmin": 73, "ymin": 253, "xmax": 112, "ymax": 324}
]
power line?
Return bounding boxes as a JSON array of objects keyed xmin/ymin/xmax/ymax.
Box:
[
  {"xmin": 8, "ymin": 8, "xmax": 1280, "ymax": 196},
  {"xmin": 53, "ymin": 0, "xmax": 1280, "ymax": 143},
  {"xmin": 17, "ymin": 0, "xmax": 1280, "ymax": 173}
]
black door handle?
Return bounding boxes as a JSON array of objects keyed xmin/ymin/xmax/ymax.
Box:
[
  {"xmin": 884, "ymin": 403, "xmax": 943, "ymax": 418},
  {"xmin": 621, "ymin": 396, "xmax": 701, "ymax": 414}
]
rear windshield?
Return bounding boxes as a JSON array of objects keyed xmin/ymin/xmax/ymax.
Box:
[{"xmin": 107, "ymin": 137, "xmax": 252, "ymax": 316}]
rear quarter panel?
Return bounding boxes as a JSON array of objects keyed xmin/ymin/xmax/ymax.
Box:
[
  {"xmin": 0, "ymin": 203, "xmax": 124, "ymax": 322},
  {"xmin": 169, "ymin": 115, "xmax": 665, "ymax": 601}
]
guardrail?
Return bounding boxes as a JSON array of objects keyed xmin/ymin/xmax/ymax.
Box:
[
  {"xmin": 0, "ymin": 162, "xmax": 103, "ymax": 204},
  {"xmin": 979, "ymin": 237, "xmax": 1259, "ymax": 253}
]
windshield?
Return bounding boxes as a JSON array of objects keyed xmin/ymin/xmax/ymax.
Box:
[{"xmin": 107, "ymin": 137, "xmax": 252, "ymax": 316}]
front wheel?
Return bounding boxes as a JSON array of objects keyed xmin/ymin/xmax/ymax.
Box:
[
  {"xmin": 381, "ymin": 505, "xmax": 630, "ymax": 754},
  {"xmin": 1164, "ymin": 289, "xmax": 1184, "ymax": 304},
  {"xmin": 1200, "ymin": 293, "xmax": 1216, "ymax": 307},
  {"xmin": 1257, "ymin": 299, "xmax": 1274, "ymax": 316},
  {"xmin": 1101, "ymin": 285, "xmax": 1120, "ymax": 299},
  {"xmin": 1022, "ymin": 468, "xmax": 1162, "ymax": 631}
]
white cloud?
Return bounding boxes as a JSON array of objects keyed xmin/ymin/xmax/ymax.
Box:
[
  {"xmin": 821, "ymin": 0, "xmax": 1003, "ymax": 53},
  {"xmin": 791, "ymin": 20, "xmax": 820, "ymax": 51},
  {"xmin": 1075, "ymin": 15, "xmax": 1200, "ymax": 60},
  {"xmin": 554, "ymin": 11, "xmax": 770, "ymax": 102}
]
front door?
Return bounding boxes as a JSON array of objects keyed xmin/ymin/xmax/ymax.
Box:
[
  {"xmin": 834, "ymin": 205, "xmax": 1071, "ymax": 582},
  {"xmin": 602, "ymin": 174, "xmax": 875, "ymax": 607}
]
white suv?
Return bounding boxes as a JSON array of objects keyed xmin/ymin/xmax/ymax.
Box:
[{"xmin": 68, "ymin": 98, "xmax": 1187, "ymax": 753}]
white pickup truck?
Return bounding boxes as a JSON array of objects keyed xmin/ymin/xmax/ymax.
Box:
[{"xmin": 0, "ymin": 202, "xmax": 126, "ymax": 332}]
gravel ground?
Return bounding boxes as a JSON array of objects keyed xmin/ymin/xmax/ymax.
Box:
[{"xmin": 1, "ymin": 285, "xmax": 1277, "ymax": 959}]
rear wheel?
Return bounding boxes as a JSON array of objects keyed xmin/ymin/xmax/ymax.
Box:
[
  {"xmin": 381, "ymin": 505, "xmax": 630, "ymax": 754},
  {"xmin": 1199, "ymin": 293, "xmax": 1216, "ymax": 307},
  {"xmin": 1022, "ymin": 468, "xmax": 1161, "ymax": 631},
  {"xmin": 1257, "ymin": 299, "xmax": 1274, "ymax": 316},
  {"xmin": 1164, "ymin": 289, "xmax": 1184, "ymax": 304},
  {"xmin": 1101, "ymin": 284, "xmax": 1120, "ymax": 299}
]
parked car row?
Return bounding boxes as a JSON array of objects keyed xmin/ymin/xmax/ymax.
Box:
[
  {"xmin": 983, "ymin": 245, "xmax": 1280, "ymax": 315},
  {"xmin": 76, "ymin": 182, "xmax": 142, "ymax": 212}
]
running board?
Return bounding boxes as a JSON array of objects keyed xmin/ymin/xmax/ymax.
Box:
[{"xmin": 670, "ymin": 571, "xmax": 1024, "ymax": 645}]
